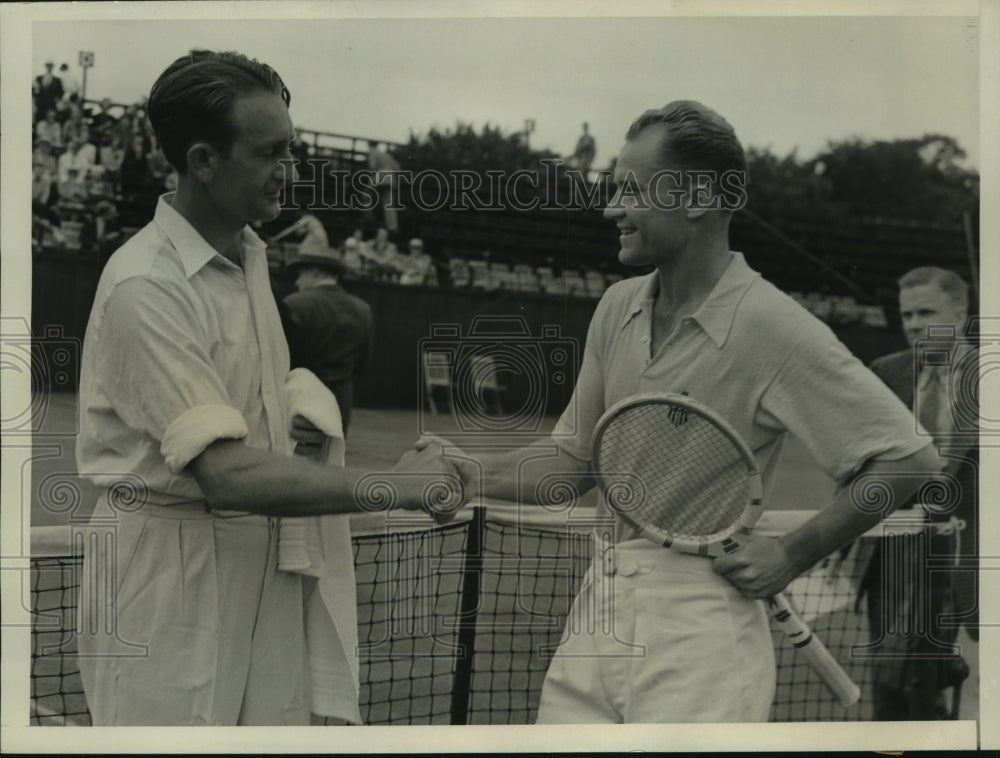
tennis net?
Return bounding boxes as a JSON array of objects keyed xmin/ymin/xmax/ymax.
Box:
[{"xmin": 26, "ymin": 505, "xmax": 965, "ymax": 725}]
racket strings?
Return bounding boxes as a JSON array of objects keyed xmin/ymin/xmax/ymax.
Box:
[{"xmin": 596, "ymin": 404, "xmax": 750, "ymax": 539}]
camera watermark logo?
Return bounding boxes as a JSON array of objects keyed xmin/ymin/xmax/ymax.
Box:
[
  {"xmin": 353, "ymin": 470, "xmax": 465, "ymax": 517},
  {"xmin": 1, "ymin": 317, "xmax": 80, "ymax": 436},
  {"xmin": 851, "ymin": 514, "xmax": 969, "ymax": 664},
  {"xmin": 913, "ymin": 317, "xmax": 994, "ymax": 440},
  {"xmin": 418, "ymin": 316, "xmax": 578, "ymax": 438}
]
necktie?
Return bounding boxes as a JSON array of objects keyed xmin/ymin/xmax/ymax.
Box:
[{"xmin": 918, "ymin": 366, "xmax": 945, "ymax": 440}]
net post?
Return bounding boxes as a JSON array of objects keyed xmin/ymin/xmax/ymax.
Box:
[{"xmin": 449, "ymin": 504, "xmax": 485, "ymax": 725}]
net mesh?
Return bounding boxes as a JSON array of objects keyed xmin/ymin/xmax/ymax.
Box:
[
  {"xmin": 352, "ymin": 519, "xmax": 469, "ymax": 724},
  {"xmin": 26, "ymin": 511, "xmax": 960, "ymax": 725},
  {"xmin": 595, "ymin": 402, "xmax": 750, "ymax": 538}
]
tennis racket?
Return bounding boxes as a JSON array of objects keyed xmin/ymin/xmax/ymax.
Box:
[{"xmin": 591, "ymin": 391, "xmax": 861, "ymax": 708}]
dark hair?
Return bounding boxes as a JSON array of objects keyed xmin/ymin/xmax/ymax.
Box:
[
  {"xmin": 625, "ymin": 100, "xmax": 748, "ymax": 187},
  {"xmin": 899, "ymin": 266, "xmax": 969, "ymax": 310},
  {"xmin": 147, "ymin": 49, "xmax": 290, "ymax": 174}
]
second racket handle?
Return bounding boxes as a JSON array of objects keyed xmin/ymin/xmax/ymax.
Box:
[{"xmin": 767, "ymin": 593, "xmax": 861, "ymax": 708}]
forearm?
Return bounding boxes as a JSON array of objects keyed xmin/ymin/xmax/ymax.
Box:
[
  {"xmin": 778, "ymin": 444, "xmax": 942, "ymax": 573},
  {"xmin": 474, "ymin": 441, "xmax": 593, "ymax": 504},
  {"xmin": 189, "ymin": 440, "xmax": 425, "ymax": 517}
]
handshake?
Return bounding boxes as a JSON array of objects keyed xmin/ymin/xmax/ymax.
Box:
[
  {"xmin": 289, "ymin": 416, "xmax": 478, "ymax": 521},
  {"xmin": 386, "ymin": 435, "xmax": 479, "ymax": 523}
]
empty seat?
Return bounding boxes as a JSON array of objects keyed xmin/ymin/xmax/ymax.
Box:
[
  {"xmin": 584, "ymin": 271, "xmax": 607, "ymax": 298},
  {"xmin": 489, "ymin": 261, "xmax": 518, "ymax": 290},
  {"xmin": 561, "ymin": 270, "xmax": 587, "ymax": 297},
  {"xmin": 449, "ymin": 258, "xmax": 471, "ymax": 287},
  {"xmin": 469, "ymin": 259, "xmax": 496, "ymax": 290},
  {"xmin": 512, "ymin": 264, "xmax": 541, "ymax": 293},
  {"xmin": 423, "ymin": 350, "xmax": 453, "ymax": 414}
]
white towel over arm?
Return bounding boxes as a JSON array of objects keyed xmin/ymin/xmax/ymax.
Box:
[{"xmin": 279, "ymin": 368, "xmax": 363, "ymax": 724}]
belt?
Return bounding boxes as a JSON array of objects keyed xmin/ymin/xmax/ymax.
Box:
[
  {"xmin": 594, "ymin": 536, "xmax": 723, "ymax": 578},
  {"xmin": 595, "ymin": 537, "xmax": 653, "ymax": 577}
]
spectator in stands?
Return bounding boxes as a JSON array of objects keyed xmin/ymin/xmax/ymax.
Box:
[
  {"xmin": 341, "ymin": 236, "xmax": 364, "ymax": 278},
  {"xmin": 365, "ymin": 226, "xmax": 401, "ymax": 282},
  {"xmin": 133, "ymin": 103, "xmax": 158, "ymax": 146},
  {"xmin": 57, "ymin": 167, "xmax": 89, "ymax": 205},
  {"xmin": 32, "ymin": 149, "xmax": 56, "ymax": 210},
  {"xmin": 60, "ymin": 63, "xmax": 82, "ymax": 101},
  {"xmin": 58, "ymin": 131, "xmax": 97, "ymax": 187},
  {"xmin": 61, "ymin": 105, "xmax": 85, "ymax": 147},
  {"xmin": 88, "ymin": 98, "xmax": 119, "ymax": 155},
  {"xmin": 32, "ymin": 137, "xmax": 58, "ymax": 176},
  {"xmin": 859, "ymin": 266, "xmax": 978, "ymax": 720},
  {"xmin": 113, "ymin": 103, "xmax": 138, "ymax": 147},
  {"xmin": 350, "ymin": 228, "xmax": 368, "ymax": 251},
  {"xmin": 119, "ymin": 133, "xmax": 154, "ymax": 200},
  {"xmin": 283, "ymin": 246, "xmax": 374, "ymax": 435},
  {"xmin": 35, "ymin": 108, "xmax": 64, "ymax": 150},
  {"xmin": 62, "ymin": 92, "xmax": 84, "ymax": 121},
  {"xmin": 32, "ymin": 138, "xmax": 60, "ymax": 218},
  {"xmin": 100, "ymin": 133, "xmax": 126, "ymax": 178},
  {"xmin": 86, "ymin": 166, "xmax": 121, "ymax": 244},
  {"xmin": 571, "ymin": 122, "xmax": 596, "ymax": 179},
  {"xmin": 33, "ymin": 60, "xmax": 64, "ymax": 121},
  {"xmin": 398, "ymin": 238, "xmax": 433, "ymax": 286},
  {"xmin": 366, "ymin": 141, "xmax": 401, "ymax": 233},
  {"xmin": 146, "ymin": 143, "xmax": 175, "ymax": 190}
]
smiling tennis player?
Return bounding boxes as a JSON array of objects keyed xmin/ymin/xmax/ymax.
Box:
[{"xmin": 418, "ymin": 100, "xmax": 942, "ymax": 723}]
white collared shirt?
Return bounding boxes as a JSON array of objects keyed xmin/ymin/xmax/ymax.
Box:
[
  {"xmin": 76, "ymin": 194, "xmax": 291, "ymax": 502},
  {"xmin": 552, "ymin": 253, "xmax": 930, "ymax": 540}
]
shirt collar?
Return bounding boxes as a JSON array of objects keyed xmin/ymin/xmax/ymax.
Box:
[
  {"xmin": 153, "ymin": 193, "xmax": 268, "ymax": 278},
  {"xmin": 619, "ymin": 252, "xmax": 760, "ymax": 348},
  {"xmin": 620, "ymin": 274, "xmax": 657, "ymax": 330}
]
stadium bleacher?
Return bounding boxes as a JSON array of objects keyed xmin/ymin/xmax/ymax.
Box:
[{"xmin": 31, "ymin": 89, "xmax": 974, "ymax": 346}]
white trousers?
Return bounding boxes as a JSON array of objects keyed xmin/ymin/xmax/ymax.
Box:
[
  {"xmin": 536, "ymin": 539, "xmax": 776, "ymax": 724},
  {"xmin": 77, "ymin": 499, "xmax": 309, "ymax": 725}
]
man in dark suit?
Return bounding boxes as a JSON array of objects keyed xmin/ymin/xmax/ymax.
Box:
[
  {"xmin": 283, "ymin": 243, "xmax": 375, "ymax": 436},
  {"xmin": 33, "ymin": 60, "xmax": 64, "ymax": 122},
  {"xmin": 861, "ymin": 266, "xmax": 978, "ymax": 720}
]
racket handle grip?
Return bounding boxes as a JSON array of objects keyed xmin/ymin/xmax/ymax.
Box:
[{"xmin": 768, "ymin": 592, "xmax": 861, "ymax": 708}]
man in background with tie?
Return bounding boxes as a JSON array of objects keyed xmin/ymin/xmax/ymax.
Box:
[{"xmin": 860, "ymin": 266, "xmax": 978, "ymax": 720}]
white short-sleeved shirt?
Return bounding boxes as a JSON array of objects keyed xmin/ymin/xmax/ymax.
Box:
[
  {"xmin": 551, "ymin": 253, "xmax": 930, "ymax": 541},
  {"xmin": 76, "ymin": 194, "xmax": 292, "ymax": 502}
]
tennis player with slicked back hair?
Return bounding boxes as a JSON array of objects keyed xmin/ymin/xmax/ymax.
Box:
[
  {"xmin": 416, "ymin": 100, "xmax": 943, "ymax": 723},
  {"xmin": 75, "ymin": 50, "xmax": 462, "ymax": 726}
]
